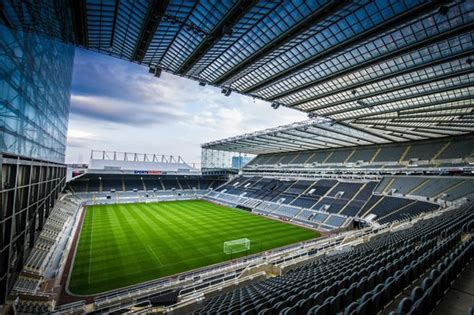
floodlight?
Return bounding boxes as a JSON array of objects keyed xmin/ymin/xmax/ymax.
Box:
[
  {"xmin": 154, "ymin": 67, "xmax": 162, "ymax": 77},
  {"xmin": 221, "ymin": 87, "xmax": 232, "ymax": 96},
  {"xmin": 357, "ymin": 100, "xmax": 371, "ymax": 107},
  {"xmin": 221, "ymin": 25, "xmax": 233, "ymax": 36}
]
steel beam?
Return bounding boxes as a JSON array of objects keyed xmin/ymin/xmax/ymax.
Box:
[
  {"xmin": 212, "ymin": 0, "xmax": 351, "ymax": 85},
  {"xmin": 284, "ymin": 51, "xmax": 473, "ymax": 107},
  {"xmin": 243, "ymin": 0, "xmax": 451, "ymax": 94},
  {"xmin": 176, "ymin": 0, "xmax": 258, "ymax": 75},
  {"xmin": 302, "ymin": 71, "xmax": 473, "ymax": 113},
  {"xmin": 69, "ymin": 0, "xmax": 88, "ymax": 47},
  {"xmin": 345, "ymin": 95, "xmax": 473, "ymax": 121},
  {"xmin": 131, "ymin": 0, "xmax": 169, "ymax": 63}
]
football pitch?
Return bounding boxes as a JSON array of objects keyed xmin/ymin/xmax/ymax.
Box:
[{"xmin": 68, "ymin": 200, "xmax": 320, "ymax": 295}]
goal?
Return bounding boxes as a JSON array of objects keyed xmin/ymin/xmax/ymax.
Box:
[{"xmin": 223, "ymin": 238, "xmax": 251, "ymax": 255}]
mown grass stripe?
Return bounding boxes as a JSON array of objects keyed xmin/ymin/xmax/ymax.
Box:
[{"xmin": 68, "ymin": 200, "xmax": 320, "ymax": 295}]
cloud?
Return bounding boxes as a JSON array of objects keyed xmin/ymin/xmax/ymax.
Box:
[
  {"xmin": 70, "ymin": 94, "xmax": 186, "ymax": 126},
  {"xmin": 66, "ymin": 48, "xmax": 308, "ymax": 164},
  {"xmin": 67, "ymin": 129, "xmax": 102, "ymax": 141}
]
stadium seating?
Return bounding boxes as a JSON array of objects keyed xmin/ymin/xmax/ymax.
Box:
[
  {"xmin": 192, "ymin": 204, "xmax": 473, "ymax": 314},
  {"xmin": 212, "ymin": 176, "xmax": 445, "ymax": 228},
  {"xmin": 67, "ymin": 174, "xmax": 226, "ymax": 193},
  {"xmin": 245, "ymin": 134, "xmax": 474, "ymax": 170},
  {"xmin": 376, "ymin": 176, "xmax": 474, "ymax": 202}
]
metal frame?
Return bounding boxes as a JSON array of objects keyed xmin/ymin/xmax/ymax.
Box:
[
  {"xmin": 201, "ymin": 119, "xmax": 396, "ymax": 155},
  {"xmin": 211, "ymin": 0, "xmax": 350, "ymax": 85},
  {"xmin": 4, "ymin": 0, "xmax": 473, "ymax": 152},
  {"xmin": 89, "ymin": 150, "xmax": 187, "ymax": 164},
  {"xmin": 176, "ymin": 0, "xmax": 258, "ymax": 75},
  {"xmin": 242, "ymin": 0, "xmax": 449, "ymax": 94},
  {"xmin": 131, "ymin": 0, "xmax": 169, "ymax": 62},
  {"xmin": 0, "ymin": 153, "xmax": 66, "ymax": 304}
]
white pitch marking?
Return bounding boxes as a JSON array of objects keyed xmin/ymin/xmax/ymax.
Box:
[
  {"xmin": 88, "ymin": 209, "xmax": 94, "ymax": 284},
  {"xmin": 147, "ymin": 244, "xmax": 163, "ymax": 266}
]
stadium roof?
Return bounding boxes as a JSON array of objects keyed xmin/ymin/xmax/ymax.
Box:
[
  {"xmin": 3, "ymin": 0, "xmax": 473, "ymax": 145},
  {"xmin": 201, "ymin": 118, "xmax": 409, "ymax": 154}
]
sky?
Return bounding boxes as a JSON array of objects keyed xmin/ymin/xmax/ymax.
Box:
[{"xmin": 65, "ymin": 48, "xmax": 307, "ymax": 166}]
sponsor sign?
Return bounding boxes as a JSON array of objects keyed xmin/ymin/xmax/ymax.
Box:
[{"xmin": 133, "ymin": 170, "xmax": 162, "ymax": 175}]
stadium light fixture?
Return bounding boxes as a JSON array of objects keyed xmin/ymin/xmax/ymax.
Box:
[
  {"xmin": 357, "ymin": 100, "xmax": 371, "ymax": 107},
  {"xmin": 271, "ymin": 102, "xmax": 280, "ymax": 109},
  {"xmin": 221, "ymin": 87, "xmax": 232, "ymax": 96},
  {"xmin": 221, "ymin": 25, "xmax": 233, "ymax": 36},
  {"xmin": 154, "ymin": 67, "xmax": 162, "ymax": 78}
]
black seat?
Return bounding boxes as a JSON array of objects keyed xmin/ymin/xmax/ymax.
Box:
[
  {"xmin": 410, "ymin": 286, "xmax": 423, "ymax": 302},
  {"xmin": 396, "ymin": 297, "xmax": 413, "ymax": 314},
  {"xmin": 344, "ymin": 301, "xmax": 358, "ymax": 315}
]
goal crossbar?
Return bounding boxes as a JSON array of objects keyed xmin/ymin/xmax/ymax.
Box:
[{"xmin": 223, "ymin": 238, "xmax": 251, "ymax": 255}]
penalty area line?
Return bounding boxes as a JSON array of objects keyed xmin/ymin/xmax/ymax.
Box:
[{"xmin": 147, "ymin": 245, "xmax": 163, "ymax": 266}]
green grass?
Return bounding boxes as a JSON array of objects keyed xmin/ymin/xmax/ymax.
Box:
[{"xmin": 68, "ymin": 200, "xmax": 320, "ymax": 295}]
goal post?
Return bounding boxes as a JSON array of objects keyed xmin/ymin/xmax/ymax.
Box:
[{"xmin": 223, "ymin": 238, "xmax": 251, "ymax": 255}]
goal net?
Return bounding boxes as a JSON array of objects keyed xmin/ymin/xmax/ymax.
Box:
[{"xmin": 223, "ymin": 238, "xmax": 251, "ymax": 255}]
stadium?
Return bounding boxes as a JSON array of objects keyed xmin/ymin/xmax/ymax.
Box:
[{"xmin": 0, "ymin": 1, "xmax": 473, "ymax": 314}]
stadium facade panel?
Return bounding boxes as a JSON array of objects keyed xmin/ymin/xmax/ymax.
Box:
[
  {"xmin": 0, "ymin": 153, "xmax": 67, "ymax": 304},
  {"xmin": 0, "ymin": 23, "xmax": 74, "ymax": 163},
  {"xmin": 0, "ymin": 1, "xmax": 74, "ymax": 304}
]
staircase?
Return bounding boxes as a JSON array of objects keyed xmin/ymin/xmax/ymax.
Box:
[
  {"xmin": 291, "ymin": 208, "xmax": 306, "ymax": 221},
  {"xmin": 370, "ymin": 147, "xmax": 381, "ymax": 163},
  {"xmin": 240, "ymin": 198, "xmax": 262, "ymax": 209},
  {"xmin": 408, "ymin": 179, "xmax": 431, "ymax": 195},
  {"xmin": 432, "ymin": 140, "xmax": 451, "ymax": 161},
  {"xmin": 288, "ymin": 152, "xmax": 300, "ymax": 164},
  {"xmin": 399, "ymin": 145, "xmax": 411, "ymax": 163},
  {"xmin": 359, "ymin": 196, "xmax": 385, "ymax": 218},
  {"xmin": 343, "ymin": 149, "xmax": 356, "ymax": 164},
  {"xmin": 377, "ymin": 200, "xmax": 418, "ymax": 222},
  {"xmin": 304, "ymin": 152, "xmax": 317, "ymax": 164},
  {"xmin": 434, "ymin": 179, "xmax": 466, "ymax": 200},
  {"xmin": 382, "ymin": 177, "xmax": 396, "ymax": 194},
  {"xmin": 337, "ymin": 183, "xmax": 366, "ymax": 215},
  {"xmin": 322, "ymin": 151, "xmax": 334, "ymax": 164}
]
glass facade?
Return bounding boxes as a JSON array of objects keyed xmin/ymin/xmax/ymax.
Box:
[{"xmin": 0, "ymin": 24, "xmax": 75, "ymax": 163}]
